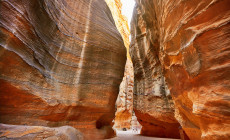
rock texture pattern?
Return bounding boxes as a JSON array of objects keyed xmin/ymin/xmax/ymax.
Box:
[
  {"xmin": 130, "ymin": 1, "xmax": 180, "ymax": 138},
  {"xmin": 105, "ymin": 0, "xmax": 134, "ymax": 130},
  {"xmin": 130, "ymin": 0, "xmax": 230, "ymax": 139},
  {"xmin": 0, "ymin": 0, "xmax": 126, "ymax": 139},
  {"xmin": 114, "ymin": 59, "xmax": 134, "ymax": 129},
  {"xmin": 105, "ymin": 0, "xmax": 131, "ymax": 59},
  {"xmin": 0, "ymin": 123, "xmax": 83, "ymax": 140}
]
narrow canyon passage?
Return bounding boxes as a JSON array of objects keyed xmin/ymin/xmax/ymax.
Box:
[{"xmin": 0, "ymin": 0, "xmax": 230, "ymax": 140}]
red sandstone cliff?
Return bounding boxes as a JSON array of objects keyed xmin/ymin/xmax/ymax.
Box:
[
  {"xmin": 0, "ymin": 0, "xmax": 126, "ymax": 139},
  {"xmin": 130, "ymin": 0, "xmax": 230, "ymax": 139}
]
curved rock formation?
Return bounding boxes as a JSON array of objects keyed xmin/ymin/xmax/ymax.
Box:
[
  {"xmin": 0, "ymin": 0, "xmax": 126, "ymax": 139},
  {"xmin": 130, "ymin": 0, "xmax": 230, "ymax": 139}
]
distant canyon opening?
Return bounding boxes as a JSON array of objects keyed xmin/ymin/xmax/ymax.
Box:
[
  {"xmin": 107, "ymin": 0, "xmax": 230, "ymax": 139},
  {"xmin": 105, "ymin": 0, "xmax": 141, "ymax": 134}
]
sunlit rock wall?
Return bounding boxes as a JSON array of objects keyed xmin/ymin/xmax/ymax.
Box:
[
  {"xmin": 105, "ymin": 0, "xmax": 134, "ymax": 130},
  {"xmin": 105, "ymin": 0, "xmax": 131, "ymax": 59},
  {"xmin": 0, "ymin": 0, "xmax": 126, "ymax": 139},
  {"xmin": 130, "ymin": 0, "xmax": 230, "ymax": 139},
  {"xmin": 114, "ymin": 59, "xmax": 134, "ymax": 129}
]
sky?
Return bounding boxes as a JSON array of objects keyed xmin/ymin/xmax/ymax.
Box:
[{"xmin": 120, "ymin": 0, "xmax": 136, "ymax": 25}]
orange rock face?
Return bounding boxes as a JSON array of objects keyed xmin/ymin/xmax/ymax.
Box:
[
  {"xmin": 105, "ymin": 0, "xmax": 134, "ymax": 130},
  {"xmin": 130, "ymin": 0, "xmax": 230, "ymax": 139},
  {"xmin": 0, "ymin": 0, "xmax": 126, "ymax": 139}
]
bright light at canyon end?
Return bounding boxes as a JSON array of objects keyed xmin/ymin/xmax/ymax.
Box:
[{"xmin": 120, "ymin": 0, "xmax": 135, "ymax": 24}]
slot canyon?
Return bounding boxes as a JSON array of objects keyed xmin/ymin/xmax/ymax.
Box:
[{"xmin": 0, "ymin": 0, "xmax": 229, "ymax": 140}]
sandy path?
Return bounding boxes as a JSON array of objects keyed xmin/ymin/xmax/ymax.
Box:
[{"xmin": 107, "ymin": 130, "xmax": 180, "ymax": 140}]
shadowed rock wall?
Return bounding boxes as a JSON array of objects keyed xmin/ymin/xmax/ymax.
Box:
[
  {"xmin": 0, "ymin": 0, "xmax": 126, "ymax": 139},
  {"xmin": 130, "ymin": 0, "xmax": 230, "ymax": 139}
]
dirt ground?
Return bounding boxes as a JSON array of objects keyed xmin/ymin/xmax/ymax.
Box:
[{"xmin": 107, "ymin": 129, "xmax": 181, "ymax": 140}]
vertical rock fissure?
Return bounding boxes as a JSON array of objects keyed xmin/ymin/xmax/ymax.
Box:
[{"xmin": 105, "ymin": 0, "xmax": 137, "ymax": 131}]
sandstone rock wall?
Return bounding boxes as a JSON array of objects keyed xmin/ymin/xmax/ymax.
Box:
[
  {"xmin": 114, "ymin": 59, "xmax": 134, "ymax": 129},
  {"xmin": 0, "ymin": 0, "xmax": 126, "ymax": 139},
  {"xmin": 130, "ymin": 0, "xmax": 230, "ymax": 139},
  {"xmin": 105, "ymin": 0, "xmax": 131, "ymax": 59},
  {"xmin": 0, "ymin": 123, "xmax": 83, "ymax": 140},
  {"xmin": 130, "ymin": 1, "xmax": 180, "ymax": 138}
]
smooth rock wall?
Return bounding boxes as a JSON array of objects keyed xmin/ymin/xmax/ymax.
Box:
[{"xmin": 0, "ymin": 0, "xmax": 126, "ymax": 139}]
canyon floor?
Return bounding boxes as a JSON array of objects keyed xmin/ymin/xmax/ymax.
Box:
[{"xmin": 108, "ymin": 130, "xmax": 180, "ymax": 140}]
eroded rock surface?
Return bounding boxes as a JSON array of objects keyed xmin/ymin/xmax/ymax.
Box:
[
  {"xmin": 0, "ymin": 0, "xmax": 126, "ymax": 139},
  {"xmin": 130, "ymin": 1, "xmax": 180, "ymax": 138},
  {"xmin": 0, "ymin": 123, "xmax": 83, "ymax": 140},
  {"xmin": 114, "ymin": 59, "xmax": 134, "ymax": 129},
  {"xmin": 130, "ymin": 0, "xmax": 230, "ymax": 139}
]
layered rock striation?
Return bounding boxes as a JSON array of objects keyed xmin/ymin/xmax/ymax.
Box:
[
  {"xmin": 130, "ymin": 0, "xmax": 180, "ymax": 138},
  {"xmin": 130, "ymin": 0, "xmax": 230, "ymax": 139},
  {"xmin": 0, "ymin": 0, "xmax": 126, "ymax": 139}
]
